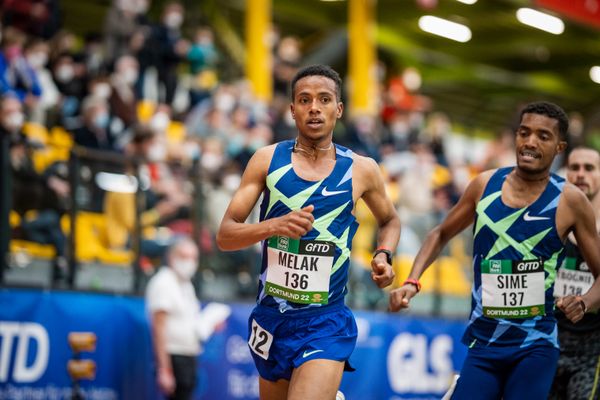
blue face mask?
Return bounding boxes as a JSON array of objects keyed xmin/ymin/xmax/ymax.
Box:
[{"xmin": 93, "ymin": 113, "xmax": 109, "ymax": 129}]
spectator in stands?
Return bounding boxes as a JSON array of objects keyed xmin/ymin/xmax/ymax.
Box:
[
  {"xmin": 187, "ymin": 26, "xmax": 218, "ymax": 107},
  {"xmin": 48, "ymin": 30, "xmax": 78, "ymax": 64},
  {"xmin": 0, "ymin": 27, "xmax": 41, "ymax": 106},
  {"xmin": 51, "ymin": 52, "xmax": 86, "ymax": 125},
  {"xmin": 103, "ymin": 0, "xmax": 145, "ymax": 63},
  {"xmin": 78, "ymin": 32, "xmax": 107, "ymax": 78},
  {"xmin": 72, "ymin": 95, "xmax": 115, "ymax": 151},
  {"xmin": 24, "ymin": 39, "xmax": 59, "ymax": 125},
  {"xmin": 109, "ymin": 54, "xmax": 139, "ymax": 128},
  {"xmin": 1, "ymin": 94, "xmax": 69, "ymax": 282},
  {"xmin": 146, "ymin": 2, "xmax": 188, "ymax": 105}
]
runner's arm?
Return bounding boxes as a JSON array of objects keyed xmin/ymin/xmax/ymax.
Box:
[
  {"xmin": 568, "ymin": 187, "xmax": 600, "ymax": 311},
  {"xmin": 407, "ymin": 173, "xmax": 484, "ymax": 280},
  {"xmin": 359, "ymin": 157, "xmax": 401, "ymax": 255},
  {"xmin": 217, "ymin": 146, "xmax": 314, "ymax": 250},
  {"xmin": 389, "ymin": 172, "xmax": 488, "ymax": 311},
  {"xmin": 358, "ymin": 156, "xmax": 401, "ymax": 287}
]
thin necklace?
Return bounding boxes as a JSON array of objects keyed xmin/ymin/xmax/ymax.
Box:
[{"xmin": 293, "ymin": 138, "xmax": 333, "ymax": 159}]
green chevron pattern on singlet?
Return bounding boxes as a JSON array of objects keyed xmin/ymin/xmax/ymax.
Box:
[
  {"xmin": 265, "ymin": 164, "xmax": 352, "ymax": 275},
  {"xmin": 475, "ymin": 190, "xmax": 559, "ymax": 289}
]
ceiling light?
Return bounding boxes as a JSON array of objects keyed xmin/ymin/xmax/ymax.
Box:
[
  {"xmin": 590, "ymin": 66, "xmax": 600, "ymax": 84},
  {"xmin": 418, "ymin": 15, "xmax": 472, "ymax": 43},
  {"xmin": 516, "ymin": 8, "xmax": 564, "ymax": 35},
  {"xmin": 456, "ymin": 0, "xmax": 477, "ymax": 4}
]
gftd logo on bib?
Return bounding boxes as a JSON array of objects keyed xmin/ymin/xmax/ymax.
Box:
[{"xmin": 490, "ymin": 260, "xmax": 502, "ymax": 274}]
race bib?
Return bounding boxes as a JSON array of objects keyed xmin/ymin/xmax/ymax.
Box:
[
  {"xmin": 553, "ymin": 257, "xmax": 593, "ymax": 297},
  {"xmin": 248, "ymin": 319, "xmax": 273, "ymax": 360},
  {"xmin": 265, "ymin": 236, "xmax": 335, "ymax": 304},
  {"xmin": 481, "ymin": 259, "xmax": 545, "ymax": 319}
]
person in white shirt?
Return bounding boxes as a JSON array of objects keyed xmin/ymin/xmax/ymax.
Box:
[{"xmin": 146, "ymin": 237, "xmax": 203, "ymax": 400}]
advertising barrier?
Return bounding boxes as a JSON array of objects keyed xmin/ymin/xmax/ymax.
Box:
[{"xmin": 0, "ymin": 288, "xmax": 467, "ymax": 399}]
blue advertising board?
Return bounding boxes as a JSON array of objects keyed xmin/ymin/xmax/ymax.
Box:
[{"xmin": 0, "ymin": 288, "xmax": 467, "ymax": 399}]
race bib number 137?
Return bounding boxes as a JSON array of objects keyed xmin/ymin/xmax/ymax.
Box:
[{"xmin": 481, "ymin": 259, "xmax": 545, "ymax": 319}]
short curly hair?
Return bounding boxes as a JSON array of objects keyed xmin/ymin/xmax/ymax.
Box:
[
  {"xmin": 520, "ymin": 101, "xmax": 569, "ymax": 140},
  {"xmin": 290, "ymin": 64, "xmax": 342, "ymax": 102}
]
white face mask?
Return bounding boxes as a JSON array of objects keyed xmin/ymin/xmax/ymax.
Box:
[
  {"xmin": 201, "ymin": 152, "xmax": 223, "ymax": 172},
  {"xmin": 27, "ymin": 53, "xmax": 48, "ymax": 69},
  {"xmin": 149, "ymin": 112, "xmax": 170, "ymax": 132},
  {"xmin": 123, "ymin": 68, "xmax": 138, "ymax": 85},
  {"xmin": 3, "ymin": 112, "xmax": 25, "ymax": 132},
  {"xmin": 222, "ymin": 174, "xmax": 241, "ymax": 192},
  {"xmin": 172, "ymin": 258, "xmax": 197, "ymax": 279},
  {"xmin": 56, "ymin": 65, "xmax": 75, "ymax": 83},
  {"xmin": 164, "ymin": 12, "xmax": 183, "ymax": 28},
  {"xmin": 147, "ymin": 143, "xmax": 166, "ymax": 162},
  {"xmin": 93, "ymin": 83, "xmax": 112, "ymax": 99},
  {"xmin": 214, "ymin": 93, "xmax": 235, "ymax": 112}
]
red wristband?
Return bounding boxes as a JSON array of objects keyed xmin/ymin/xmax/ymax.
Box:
[{"xmin": 403, "ymin": 278, "xmax": 421, "ymax": 292}]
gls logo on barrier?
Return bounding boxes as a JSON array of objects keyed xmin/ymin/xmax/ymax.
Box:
[
  {"xmin": 387, "ymin": 333, "xmax": 454, "ymax": 394},
  {"xmin": 0, "ymin": 322, "xmax": 49, "ymax": 383}
]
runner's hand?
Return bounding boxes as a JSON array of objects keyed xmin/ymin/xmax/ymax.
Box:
[
  {"xmin": 556, "ymin": 295, "xmax": 587, "ymax": 323},
  {"xmin": 274, "ymin": 205, "xmax": 314, "ymax": 239},
  {"xmin": 389, "ymin": 284, "xmax": 418, "ymax": 312},
  {"xmin": 371, "ymin": 253, "xmax": 394, "ymax": 288}
]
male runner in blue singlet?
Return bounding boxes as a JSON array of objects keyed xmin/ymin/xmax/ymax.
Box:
[
  {"xmin": 389, "ymin": 102, "xmax": 600, "ymax": 399},
  {"xmin": 550, "ymin": 147, "xmax": 600, "ymax": 400},
  {"xmin": 217, "ymin": 65, "xmax": 401, "ymax": 400}
]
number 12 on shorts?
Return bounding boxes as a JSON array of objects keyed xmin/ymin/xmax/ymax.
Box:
[{"xmin": 249, "ymin": 319, "xmax": 273, "ymax": 360}]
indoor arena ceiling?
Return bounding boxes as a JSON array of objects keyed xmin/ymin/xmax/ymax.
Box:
[
  {"xmin": 66, "ymin": 0, "xmax": 600, "ymax": 133},
  {"xmin": 210, "ymin": 0, "xmax": 600, "ymax": 133}
]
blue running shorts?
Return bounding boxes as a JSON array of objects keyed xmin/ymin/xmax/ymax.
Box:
[
  {"xmin": 451, "ymin": 342, "xmax": 560, "ymax": 400},
  {"xmin": 247, "ymin": 302, "xmax": 358, "ymax": 382}
]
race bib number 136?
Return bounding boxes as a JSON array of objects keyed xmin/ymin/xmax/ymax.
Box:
[{"xmin": 265, "ymin": 236, "xmax": 335, "ymax": 304}]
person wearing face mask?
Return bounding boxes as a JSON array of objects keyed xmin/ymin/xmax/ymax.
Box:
[
  {"xmin": 144, "ymin": 2, "xmax": 189, "ymax": 105},
  {"xmin": 103, "ymin": 0, "xmax": 144, "ymax": 63},
  {"xmin": 72, "ymin": 96, "xmax": 115, "ymax": 151},
  {"xmin": 0, "ymin": 27, "xmax": 42, "ymax": 107},
  {"xmin": 24, "ymin": 39, "xmax": 59, "ymax": 125},
  {"xmin": 145, "ymin": 237, "xmax": 204, "ymax": 400},
  {"xmin": 109, "ymin": 55, "xmax": 139, "ymax": 127},
  {"xmin": 52, "ymin": 53, "xmax": 86, "ymax": 125}
]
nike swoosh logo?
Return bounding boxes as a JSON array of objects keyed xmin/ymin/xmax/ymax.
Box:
[
  {"xmin": 322, "ymin": 187, "xmax": 348, "ymax": 196},
  {"xmin": 523, "ymin": 211, "xmax": 550, "ymax": 222},
  {"xmin": 302, "ymin": 349, "xmax": 324, "ymax": 358}
]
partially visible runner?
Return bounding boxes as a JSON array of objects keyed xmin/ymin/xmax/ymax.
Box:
[
  {"xmin": 217, "ymin": 64, "xmax": 401, "ymax": 400},
  {"xmin": 550, "ymin": 146, "xmax": 600, "ymax": 400},
  {"xmin": 389, "ymin": 101, "xmax": 600, "ymax": 400}
]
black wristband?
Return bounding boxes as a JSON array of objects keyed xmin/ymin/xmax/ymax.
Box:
[{"xmin": 373, "ymin": 249, "xmax": 393, "ymax": 265}]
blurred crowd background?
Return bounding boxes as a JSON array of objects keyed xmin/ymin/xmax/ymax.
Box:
[{"xmin": 1, "ymin": 0, "xmax": 596, "ymax": 317}]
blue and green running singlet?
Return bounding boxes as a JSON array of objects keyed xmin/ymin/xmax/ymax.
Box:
[
  {"xmin": 465, "ymin": 167, "xmax": 566, "ymax": 348},
  {"xmin": 256, "ymin": 140, "xmax": 359, "ymax": 314}
]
